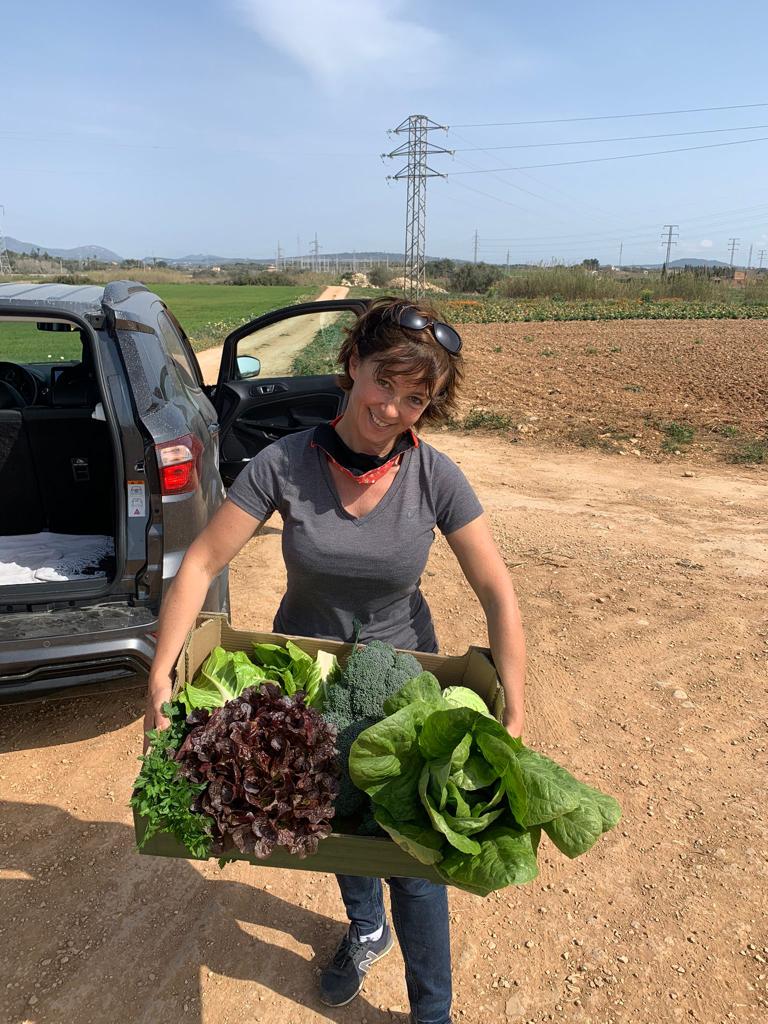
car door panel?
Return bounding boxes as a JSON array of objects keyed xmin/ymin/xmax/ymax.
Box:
[
  {"xmin": 216, "ymin": 373, "xmax": 344, "ymax": 484},
  {"xmin": 214, "ymin": 300, "xmax": 368, "ymax": 485}
]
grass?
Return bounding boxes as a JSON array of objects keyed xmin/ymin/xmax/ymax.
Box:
[
  {"xmin": 150, "ymin": 284, "xmax": 308, "ymax": 341},
  {"xmin": 728, "ymin": 439, "xmax": 767, "ymax": 464},
  {"xmin": 291, "ymin": 316, "xmax": 355, "ymax": 376},
  {"xmin": 661, "ymin": 422, "xmax": 695, "ymax": 452},
  {"xmin": 456, "ymin": 408, "xmax": 515, "ymax": 431},
  {"xmin": 0, "ymin": 322, "xmax": 83, "ymax": 362},
  {"xmin": 0, "ymin": 283, "xmax": 310, "ymax": 360}
]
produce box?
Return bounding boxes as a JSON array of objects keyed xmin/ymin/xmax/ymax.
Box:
[{"xmin": 133, "ymin": 613, "xmax": 504, "ymax": 883}]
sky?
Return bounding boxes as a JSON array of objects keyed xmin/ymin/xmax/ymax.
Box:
[{"xmin": 4, "ymin": 0, "xmax": 768, "ymax": 266}]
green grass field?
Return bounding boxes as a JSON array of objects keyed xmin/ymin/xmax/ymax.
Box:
[
  {"xmin": 150, "ymin": 284, "xmax": 308, "ymax": 338},
  {"xmin": 0, "ymin": 284, "xmax": 310, "ymax": 361}
]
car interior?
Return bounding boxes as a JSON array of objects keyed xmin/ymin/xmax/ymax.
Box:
[{"xmin": 0, "ymin": 320, "xmax": 115, "ymax": 587}]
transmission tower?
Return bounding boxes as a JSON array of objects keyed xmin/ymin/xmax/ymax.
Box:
[
  {"xmin": 384, "ymin": 115, "xmax": 452, "ymax": 299},
  {"xmin": 660, "ymin": 224, "xmax": 678, "ymax": 275},
  {"xmin": 0, "ymin": 206, "xmax": 12, "ymax": 276},
  {"xmin": 727, "ymin": 237, "xmax": 740, "ymax": 267},
  {"xmin": 758, "ymin": 249, "xmax": 766, "ymax": 269},
  {"xmin": 310, "ymin": 233, "xmax": 320, "ymax": 273}
]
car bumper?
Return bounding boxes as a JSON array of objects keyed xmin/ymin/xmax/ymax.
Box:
[{"xmin": 0, "ymin": 615, "xmax": 158, "ymax": 701}]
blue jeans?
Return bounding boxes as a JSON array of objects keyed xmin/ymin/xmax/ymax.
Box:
[{"xmin": 336, "ymin": 873, "xmax": 452, "ymax": 1024}]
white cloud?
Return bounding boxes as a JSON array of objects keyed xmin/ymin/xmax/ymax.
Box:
[
  {"xmin": 700, "ymin": 239, "xmax": 713, "ymax": 248},
  {"xmin": 231, "ymin": 0, "xmax": 446, "ymax": 91}
]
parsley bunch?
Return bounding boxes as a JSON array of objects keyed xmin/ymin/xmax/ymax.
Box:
[{"xmin": 131, "ymin": 701, "xmax": 214, "ymax": 859}]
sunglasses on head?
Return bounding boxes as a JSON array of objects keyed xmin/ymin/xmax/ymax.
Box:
[{"xmin": 392, "ymin": 304, "xmax": 463, "ymax": 354}]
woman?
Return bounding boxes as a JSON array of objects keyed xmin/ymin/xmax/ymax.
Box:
[{"xmin": 143, "ymin": 297, "xmax": 526, "ymax": 1024}]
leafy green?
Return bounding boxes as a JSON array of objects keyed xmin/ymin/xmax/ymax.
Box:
[
  {"xmin": 178, "ymin": 647, "xmax": 266, "ymax": 713},
  {"xmin": 131, "ymin": 701, "xmax": 213, "ymax": 858},
  {"xmin": 178, "ymin": 642, "xmax": 339, "ymax": 714},
  {"xmin": 348, "ymin": 678, "xmax": 622, "ymax": 896},
  {"xmin": 436, "ymin": 823, "xmax": 540, "ymax": 897},
  {"xmin": 442, "ymin": 685, "xmax": 493, "ymax": 717}
]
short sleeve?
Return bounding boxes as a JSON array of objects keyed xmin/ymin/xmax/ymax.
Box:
[
  {"xmin": 226, "ymin": 440, "xmax": 287, "ymax": 522},
  {"xmin": 432, "ymin": 450, "xmax": 484, "ymax": 535}
]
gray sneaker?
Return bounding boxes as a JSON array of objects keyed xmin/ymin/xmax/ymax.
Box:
[{"xmin": 319, "ymin": 922, "xmax": 394, "ymax": 1006}]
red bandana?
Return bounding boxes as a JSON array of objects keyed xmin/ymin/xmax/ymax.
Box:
[{"xmin": 311, "ymin": 415, "xmax": 419, "ymax": 485}]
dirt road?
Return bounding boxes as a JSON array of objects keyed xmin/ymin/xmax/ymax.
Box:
[
  {"xmin": 2, "ymin": 432, "xmax": 766, "ymax": 1024},
  {"xmin": 195, "ymin": 286, "xmax": 349, "ymax": 384}
]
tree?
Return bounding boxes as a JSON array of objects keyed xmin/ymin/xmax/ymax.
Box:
[{"xmin": 581, "ymin": 258, "xmax": 599, "ymax": 271}]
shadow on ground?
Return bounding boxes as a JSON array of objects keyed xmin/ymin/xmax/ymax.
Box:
[{"xmin": 1, "ymin": 800, "xmax": 408, "ymax": 1024}]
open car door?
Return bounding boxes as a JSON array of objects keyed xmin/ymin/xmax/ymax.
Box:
[{"xmin": 213, "ymin": 299, "xmax": 368, "ymax": 486}]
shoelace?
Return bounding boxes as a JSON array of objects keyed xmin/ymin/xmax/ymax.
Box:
[{"xmin": 332, "ymin": 935, "xmax": 368, "ymax": 969}]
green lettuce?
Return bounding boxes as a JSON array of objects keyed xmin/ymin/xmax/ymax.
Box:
[{"xmin": 347, "ymin": 679, "xmax": 622, "ymax": 897}]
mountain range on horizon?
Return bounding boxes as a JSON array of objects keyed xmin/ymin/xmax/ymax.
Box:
[{"xmin": 1, "ymin": 236, "xmax": 752, "ymax": 271}]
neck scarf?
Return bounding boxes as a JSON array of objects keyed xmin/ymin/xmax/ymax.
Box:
[{"xmin": 311, "ymin": 415, "xmax": 419, "ymax": 485}]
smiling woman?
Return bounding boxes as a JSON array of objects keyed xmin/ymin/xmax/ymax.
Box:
[{"xmin": 144, "ymin": 295, "xmax": 527, "ymax": 1024}]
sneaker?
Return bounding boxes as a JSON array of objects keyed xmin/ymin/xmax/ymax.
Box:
[{"xmin": 319, "ymin": 922, "xmax": 394, "ymax": 1007}]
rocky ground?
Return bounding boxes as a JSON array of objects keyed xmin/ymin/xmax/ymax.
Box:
[{"xmin": 1, "ymin": 320, "xmax": 766, "ymax": 1024}]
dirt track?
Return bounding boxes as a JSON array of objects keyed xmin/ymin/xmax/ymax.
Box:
[
  {"xmin": 195, "ymin": 286, "xmax": 349, "ymax": 384},
  {"xmin": 2, "ymin": 427, "xmax": 766, "ymax": 1024}
]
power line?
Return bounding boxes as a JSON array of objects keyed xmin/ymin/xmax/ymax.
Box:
[
  {"xmin": 450, "ymin": 123, "xmax": 768, "ymax": 152},
  {"xmin": 448, "ymin": 101, "xmax": 768, "ymax": 129},
  {"xmin": 446, "ymin": 135, "xmax": 768, "ymax": 175}
]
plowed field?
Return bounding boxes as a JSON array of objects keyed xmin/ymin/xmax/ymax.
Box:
[{"xmin": 456, "ymin": 319, "xmax": 767, "ymax": 463}]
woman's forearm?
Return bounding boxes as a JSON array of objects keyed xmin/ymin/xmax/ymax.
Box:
[
  {"xmin": 149, "ymin": 553, "xmax": 216, "ymax": 684},
  {"xmin": 484, "ymin": 591, "xmax": 527, "ymax": 734}
]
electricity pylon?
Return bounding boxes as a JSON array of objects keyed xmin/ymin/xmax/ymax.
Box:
[
  {"xmin": 0, "ymin": 206, "xmax": 12, "ymax": 276},
  {"xmin": 384, "ymin": 115, "xmax": 452, "ymax": 299}
]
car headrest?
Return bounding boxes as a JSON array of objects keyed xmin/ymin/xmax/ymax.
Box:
[{"xmin": 52, "ymin": 376, "xmax": 95, "ymax": 408}]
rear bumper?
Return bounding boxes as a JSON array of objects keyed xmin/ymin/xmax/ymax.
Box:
[{"xmin": 0, "ymin": 614, "xmax": 157, "ymax": 702}]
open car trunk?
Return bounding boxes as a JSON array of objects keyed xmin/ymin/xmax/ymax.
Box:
[
  {"xmin": 0, "ymin": 409, "xmax": 116, "ymax": 587},
  {"xmin": 0, "ymin": 326, "xmax": 118, "ymax": 605}
]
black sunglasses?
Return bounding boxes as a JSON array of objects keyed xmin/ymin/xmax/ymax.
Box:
[{"xmin": 392, "ymin": 305, "xmax": 463, "ymax": 354}]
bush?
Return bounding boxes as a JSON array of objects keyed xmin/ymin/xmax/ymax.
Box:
[{"xmin": 448, "ymin": 262, "xmax": 504, "ymax": 293}]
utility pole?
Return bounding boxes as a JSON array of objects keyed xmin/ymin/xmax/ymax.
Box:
[
  {"xmin": 747, "ymin": 243, "xmax": 753, "ymax": 269},
  {"xmin": 660, "ymin": 224, "xmax": 678, "ymax": 275},
  {"xmin": 473, "ymin": 229, "xmax": 479, "ymax": 265},
  {"xmin": 758, "ymin": 249, "xmax": 767, "ymax": 269},
  {"xmin": 384, "ymin": 114, "xmax": 452, "ymax": 299},
  {"xmin": 310, "ymin": 233, "xmax": 320, "ymax": 273},
  {"xmin": 276, "ymin": 240, "xmax": 283, "ymax": 271},
  {"xmin": 618, "ymin": 241, "xmax": 623, "ymax": 269},
  {"xmin": 506, "ymin": 249, "xmax": 510, "ymax": 272},
  {"xmin": 727, "ymin": 237, "xmax": 740, "ymax": 267},
  {"xmin": 0, "ymin": 205, "xmax": 12, "ymax": 276}
]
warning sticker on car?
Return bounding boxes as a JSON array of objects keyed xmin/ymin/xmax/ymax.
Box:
[{"xmin": 127, "ymin": 480, "xmax": 146, "ymax": 518}]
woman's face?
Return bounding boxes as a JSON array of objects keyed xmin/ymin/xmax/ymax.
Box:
[{"xmin": 345, "ymin": 352, "xmax": 431, "ymax": 454}]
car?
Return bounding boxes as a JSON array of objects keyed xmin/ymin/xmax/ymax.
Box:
[{"xmin": 0, "ymin": 280, "xmax": 367, "ymax": 701}]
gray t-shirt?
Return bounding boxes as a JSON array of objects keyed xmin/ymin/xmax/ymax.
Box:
[{"xmin": 227, "ymin": 428, "xmax": 483, "ymax": 652}]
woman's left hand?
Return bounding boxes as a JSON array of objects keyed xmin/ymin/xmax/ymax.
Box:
[{"xmin": 503, "ymin": 707, "xmax": 524, "ymax": 740}]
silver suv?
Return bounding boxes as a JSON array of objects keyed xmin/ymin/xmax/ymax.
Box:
[{"xmin": 0, "ymin": 281, "xmax": 366, "ymax": 700}]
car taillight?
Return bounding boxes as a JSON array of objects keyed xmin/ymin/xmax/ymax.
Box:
[{"xmin": 155, "ymin": 433, "xmax": 203, "ymax": 495}]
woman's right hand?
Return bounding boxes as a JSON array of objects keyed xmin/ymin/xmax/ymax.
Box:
[{"xmin": 142, "ymin": 674, "xmax": 173, "ymax": 753}]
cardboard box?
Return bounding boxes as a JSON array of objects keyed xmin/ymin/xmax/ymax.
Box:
[{"xmin": 134, "ymin": 613, "xmax": 504, "ymax": 883}]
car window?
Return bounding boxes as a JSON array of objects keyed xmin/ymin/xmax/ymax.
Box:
[
  {"xmin": 0, "ymin": 320, "xmax": 82, "ymax": 362},
  {"xmin": 157, "ymin": 310, "xmax": 200, "ymax": 391},
  {"xmin": 234, "ymin": 308, "xmax": 358, "ymax": 379}
]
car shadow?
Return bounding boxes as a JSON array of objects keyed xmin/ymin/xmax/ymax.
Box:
[
  {"xmin": 0, "ymin": 800, "xmax": 410, "ymax": 1024},
  {"xmin": 0, "ymin": 682, "xmax": 146, "ymax": 752}
]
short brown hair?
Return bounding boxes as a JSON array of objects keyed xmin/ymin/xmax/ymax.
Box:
[{"xmin": 337, "ymin": 296, "xmax": 463, "ymax": 425}]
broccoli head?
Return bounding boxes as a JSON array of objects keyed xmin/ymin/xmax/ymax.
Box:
[
  {"xmin": 345, "ymin": 640, "xmax": 424, "ymax": 719},
  {"xmin": 324, "ymin": 712, "xmax": 375, "ymax": 818},
  {"xmin": 322, "ymin": 640, "xmax": 424, "ymax": 820}
]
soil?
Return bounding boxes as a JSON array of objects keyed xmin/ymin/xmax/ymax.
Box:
[
  {"xmin": 456, "ymin": 319, "xmax": 767, "ymax": 463},
  {"xmin": 2, "ymin": 322, "xmax": 767, "ymax": 1024}
]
